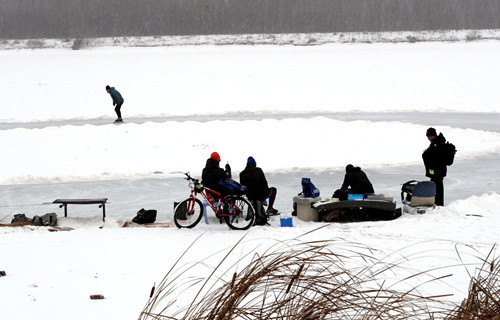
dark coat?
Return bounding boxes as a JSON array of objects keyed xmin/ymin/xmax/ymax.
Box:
[
  {"xmin": 422, "ymin": 133, "xmax": 447, "ymax": 179},
  {"xmin": 239, "ymin": 165, "xmax": 269, "ymax": 200},
  {"xmin": 340, "ymin": 166, "xmax": 374, "ymax": 194},
  {"xmin": 202, "ymin": 158, "xmax": 225, "ymax": 192},
  {"xmin": 108, "ymin": 87, "xmax": 124, "ymax": 105}
]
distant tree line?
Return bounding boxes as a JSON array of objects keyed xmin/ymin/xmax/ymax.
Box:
[{"xmin": 0, "ymin": 0, "xmax": 499, "ymax": 39}]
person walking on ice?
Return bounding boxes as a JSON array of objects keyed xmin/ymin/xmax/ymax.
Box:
[{"xmin": 106, "ymin": 85, "xmax": 124, "ymax": 122}]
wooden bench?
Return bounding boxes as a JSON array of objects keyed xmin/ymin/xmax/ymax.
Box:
[{"xmin": 53, "ymin": 198, "xmax": 108, "ymax": 222}]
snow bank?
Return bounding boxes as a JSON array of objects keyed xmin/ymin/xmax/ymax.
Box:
[{"xmin": 2, "ymin": 119, "xmax": 500, "ymax": 184}]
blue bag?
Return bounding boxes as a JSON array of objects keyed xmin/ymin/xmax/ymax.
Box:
[
  {"xmin": 218, "ymin": 179, "xmax": 248, "ymax": 195},
  {"xmin": 301, "ymin": 178, "xmax": 320, "ymax": 198}
]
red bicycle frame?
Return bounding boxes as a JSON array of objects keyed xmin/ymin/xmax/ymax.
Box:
[
  {"xmin": 188, "ymin": 185, "xmax": 241, "ymax": 218},
  {"xmin": 174, "ymin": 172, "xmax": 255, "ymax": 230}
]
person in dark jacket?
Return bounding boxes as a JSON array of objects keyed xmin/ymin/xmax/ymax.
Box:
[
  {"xmin": 106, "ymin": 85, "xmax": 124, "ymax": 122},
  {"xmin": 201, "ymin": 152, "xmax": 228, "ymax": 195},
  {"xmin": 422, "ymin": 127, "xmax": 447, "ymax": 206},
  {"xmin": 333, "ymin": 164, "xmax": 374, "ymax": 200},
  {"xmin": 239, "ymin": 156, "xmax": 278, "ymax": 215}
]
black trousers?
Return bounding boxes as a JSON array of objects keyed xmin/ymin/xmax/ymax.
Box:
[
  {"xmin": 332, "ymin": 189, "xmax": 349, "ymax": 200},
  {"xmin": 114, "ymin": 102, "xmax": 123, "ymax": 118},
  {"xmin": 431, "ymin": 176, "xmax": 444, "ymax": 206},
  {"xmin": 252, "ymin": 187, "xmax": 277, "ymax": 209}
]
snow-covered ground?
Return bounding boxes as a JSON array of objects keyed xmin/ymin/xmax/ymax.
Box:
[{"xmin": 1, "ymin": 37, "xmax": 499, "ymax": 320}]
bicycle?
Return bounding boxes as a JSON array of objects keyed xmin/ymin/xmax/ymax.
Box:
[{"xmin": 173, "ymin": 172, "xmax": 255, "ymax": 230}]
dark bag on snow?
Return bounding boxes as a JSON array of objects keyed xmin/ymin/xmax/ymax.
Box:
[
  {"xmin": 32, "ymin": 213, "xmax": 58, "ymax": 226},
  {"xmin": 251, "ymin": 200, "xmax": 269, "ymax": 226},
  {"xmin": 442, "ymin": 141, "xmax": 457, "ymax": 166},
  {"xmin": 11, "ymin": 213, "xmax": 31, "ymax": 224},
  {"xmin": 301, "ymin": 178, "xmax": 320, "ymax": 198},
  {"xmin": 132, "ymin": 208, "xmax": 157, "ymax": 224}
]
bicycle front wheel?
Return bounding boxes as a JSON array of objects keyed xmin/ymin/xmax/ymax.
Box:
[
  {"xmin": 173, "ymin": 198, "xmax": 203, "ymax": 229},
  {"xmin": 223, "ymin": 196, "xmax": 255, "ymax": 230}
]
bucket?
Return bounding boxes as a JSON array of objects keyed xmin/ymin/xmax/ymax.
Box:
[{"xmin": 280, "ymin": 217, "xmax": 293, "ymax": 227}]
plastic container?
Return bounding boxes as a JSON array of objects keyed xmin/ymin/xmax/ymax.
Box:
[
  {"xmin": 280, "ymin": 217, "xmax": 293, "ymax": 227},
  {"xmin": 347, "ymin": 194, "xmax": 363, "ymax": 200}
]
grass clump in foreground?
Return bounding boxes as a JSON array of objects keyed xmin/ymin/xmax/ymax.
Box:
[
  {"xmin": 138, "ymin": 233, "xmax": 499, "ymax": 320},
  {"xmin": 445, "ymin": 246, "xmax": 500, "ymax": 320}
]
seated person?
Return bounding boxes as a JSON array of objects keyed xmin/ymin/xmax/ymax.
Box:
[
  {"xmin": 239, "ymin": 156, "xmax": 278, "ymax": 215},
  {"xmin": 201, "ymin": 152, "xmax": 230, "ymax": 197},
  {"xmin": 333, "ymin": 164, "xmax": 374, "ymax": 200}
]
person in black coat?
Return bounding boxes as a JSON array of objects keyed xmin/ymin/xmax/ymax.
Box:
[
  {"xmin": 422, "ymin": 127, "xmax": 447, "ymax": 206},
  {"xmin": 201, "ymin": 152, "xmax": 227, "ymax": 195},
  {"xmin": 239, "ymin": 156, "xmax": 278, "ymax": 215},
  {"xmin": 333, "ymin": 164, "xmax": 374, "ymax": 200}
]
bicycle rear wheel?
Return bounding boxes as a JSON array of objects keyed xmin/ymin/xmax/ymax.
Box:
[
  {"xmin": 223, "ymin": 196, "xmax": 255, "ymax": 230},
  {"xmin": 173, "ymin": 198, "xmax": 203, "ymax": 229}
]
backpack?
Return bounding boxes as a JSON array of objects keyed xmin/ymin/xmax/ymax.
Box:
[
  {"xmin": 11, "ymin": 213, "xmax": 31, "ymax": 224},
  {"xmin": 132, "ymin": 208, "xmax": 157, "ymax": 224},
  {"xmin": 250, "ymin": 200, "xmax": 269, "ymax": 226},
  {"xmin": 443, "ymin": 141, "xmax": 457, "ymax": 166},
  {"xmin": 301, "ymin": 178, "xmax": 320, "ymax": 198},
  {"xmin": 32, "ymin": 213, "xmax": 58, "ymax": 226}
]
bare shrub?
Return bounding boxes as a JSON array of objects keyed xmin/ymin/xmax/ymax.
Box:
[
  {"xmin": 407, "ymin": 35, "xmax": 419, "ymax": 43},
  {"xmin": 26, "ymin": 39, "xmax": 45, "ymax": 49},
  {"xmin": 72, "ymin": 38, "xmax": 89, "ymax": 50},
  {"xmin": 138, "ymin": 233, "xmax": 466, "ymax": 320},
  {"xmin": 445, "ymin": 246, "xmax": 500, "ymax": 320},
  {"xmin": 466, "ymin": 30, "xmax": 482, "ymax": 42}
]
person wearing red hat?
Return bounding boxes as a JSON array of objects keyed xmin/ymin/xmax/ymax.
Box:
[
  {"xmin": 210, "ymin": 152, "xmax": 220, "ymax": 162},
  {"xmin": 202, "ymin": 152, "xmax": 229, "ymax": 194}
]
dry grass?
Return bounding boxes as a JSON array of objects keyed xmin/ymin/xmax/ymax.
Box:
[
  {"xmin": 138, "ymin": 232, "xmax": 498, "ymax": 320},
  {"xmin": 445, "ymin": 246, "xmax": 500, "ymax": 320}
]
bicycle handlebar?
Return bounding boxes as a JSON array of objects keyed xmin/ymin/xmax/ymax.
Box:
[{"xmin": 183, "ymin": 172, "xmax": 200, "ymax": 184}]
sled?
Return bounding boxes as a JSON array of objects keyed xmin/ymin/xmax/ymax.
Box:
[
  {"xmin": 121, "ymin": 221, "xmax": 173, "ymax": 228},
  {"xmin": 401, "ymin": 180, "xmax": 437, "ymax": 214},
  {"xmin": 314, "ymin": 194, "xmax": 401, "ymax": 222},
  {"xmin": 0, "ymin": 221, "xmax": 33, "ymax": 227},
  {"xmin": 48, "ymin": 226, "xmax": 75, "ymax": 232}
]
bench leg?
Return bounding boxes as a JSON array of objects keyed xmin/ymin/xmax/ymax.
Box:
[
  {"xmin": 100, "ymin": 204, "xmax": 106, "ymax": 222},
  {"xmin": 59, "ymin": 204, "xmax": 68, "ymax": 217}
]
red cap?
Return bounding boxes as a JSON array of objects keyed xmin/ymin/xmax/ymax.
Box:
[{"xmin": 210, "ymin": 152, "xmax": 221, "ymax": 162}]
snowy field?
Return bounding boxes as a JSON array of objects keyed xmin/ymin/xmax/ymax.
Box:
[{"xmin": 1, "ymin": 37, "xmax": 500, "ymax": 319}]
